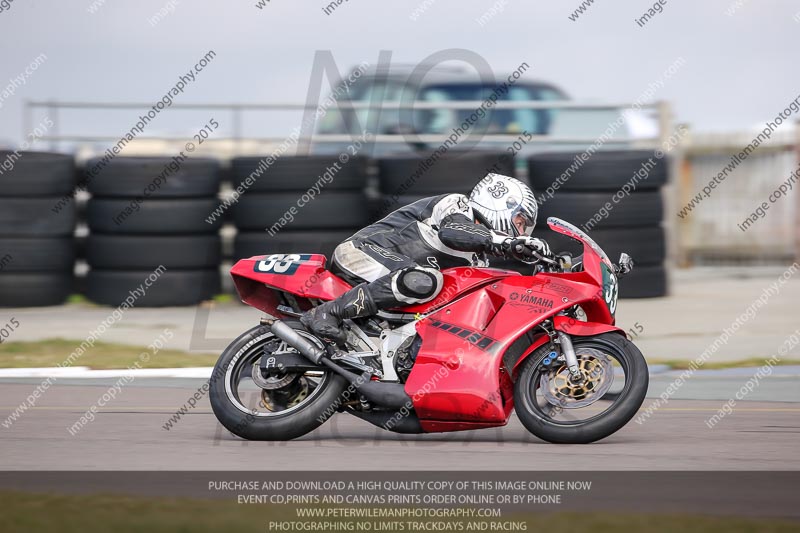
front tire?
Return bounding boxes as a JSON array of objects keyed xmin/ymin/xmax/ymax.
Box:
[
  {"xmin": 209, "ymin": 322, "xmax": 347, "ymax": 441},
  {"xmin": 514, "ymin": 332, "xmax": 648, "ymax": 444}
]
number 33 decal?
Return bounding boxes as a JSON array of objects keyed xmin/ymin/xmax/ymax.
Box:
[
  {"xmin": 604, "ymin": 272, "xmax": 619, "ymax": 315},
  {"xmin": 255, "ymin": 254, "xmax": 307, "ymax": 274}
]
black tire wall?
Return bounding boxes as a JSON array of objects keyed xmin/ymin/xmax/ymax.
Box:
[
  {"xmin": 0, "ymin": 152, "xmax": 76, "ymax": 306},
  {"xmin": 230, "ymin": 156, "xmax": 371, "ymax": 273},
  {"xmin": 84, "ymin": 156, "xmax": 223, "ymax": 306}
]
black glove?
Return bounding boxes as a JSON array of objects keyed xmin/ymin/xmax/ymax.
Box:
[{"xmin": 502, "ymin": 237, "xmax": 552, "ymax": 262}]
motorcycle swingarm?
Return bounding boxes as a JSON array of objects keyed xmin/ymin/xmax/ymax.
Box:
[
  {"xmin": 261, "ymin": 348, "xmax": 383, "ymax": 378},
  {"xmin": 260, "ymin": 351, "xmax": 323, "ymax": 374}
]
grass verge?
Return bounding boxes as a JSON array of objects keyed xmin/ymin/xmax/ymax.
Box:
[{"xmin": 0, "ymin": 339, "xmax": 217, "ymax": 369}]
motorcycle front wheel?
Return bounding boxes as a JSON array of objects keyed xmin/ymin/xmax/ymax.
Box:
[
  {"xmin": 209, "ymin": 322, "xmax": 347, "ymax": 441},
  {"xmin": 514, "ymin": 332, "xmax": 648, "ymax": 444}
]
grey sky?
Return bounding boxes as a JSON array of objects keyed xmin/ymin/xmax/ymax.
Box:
[{"xmin": 0, "ymin": 0, "xmax": 798, "ymax": 148}]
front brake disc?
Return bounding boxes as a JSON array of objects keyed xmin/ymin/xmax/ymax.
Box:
[{"xmin": 540, "ymin": 348, "xmax": 614, "ymax": 409}]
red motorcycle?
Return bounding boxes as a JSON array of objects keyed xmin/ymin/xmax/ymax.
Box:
[{"xmin": 210, "ymin": 217, "xmax": 648, "ymax": 444}]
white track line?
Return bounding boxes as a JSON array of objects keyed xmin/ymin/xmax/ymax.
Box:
[{"xmin": 0, "ymin": 367, "xmax": 213, "ymax": 378}]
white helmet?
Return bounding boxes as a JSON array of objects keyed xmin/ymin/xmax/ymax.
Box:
[{"xmin": 468, "ymin": 174, "xmax": 538, "ymax": 236}]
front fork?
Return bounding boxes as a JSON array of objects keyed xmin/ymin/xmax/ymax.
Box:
[
  {"xmin": 541, "ymin": 318, "xmax": 582, "ymax": 381},
  {"xmin": 557, "ymin": 331, "xmax": 582, "ymax": 380}
]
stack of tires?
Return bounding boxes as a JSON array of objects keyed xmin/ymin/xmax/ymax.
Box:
[
  {"xmin": 527, "ymin": 150, "xmax": 668, "ymax": 298},
  {"xmin": 373, "ymin": 151, "xmax": 516, "ymax": 220},
  {"xmin": 0, "ymin": 152, "xmax": 76, "ymax": 307},
  {"xmin": 85, "ymin": 157, "xmax": 223, "ymax": 306},
  {"xmin": 231, "ymin": 155, "xmax": 369, "ymax": 261}
]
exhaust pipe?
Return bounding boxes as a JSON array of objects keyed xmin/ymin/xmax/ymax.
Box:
[
  {"xmin": 269, "ymin": 320, "xmax": 325, "ymax": 365},
  {"xmin": 267, "ymin": 319, "xmax": 412, "ymax": 410}
]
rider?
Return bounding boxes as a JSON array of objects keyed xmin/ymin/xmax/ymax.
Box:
[{"xmin": 300, "ymin": 173, "xmax": 552, "ymax": 343}]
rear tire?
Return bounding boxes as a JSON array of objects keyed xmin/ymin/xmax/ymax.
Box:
[
  {"xmin": 514, "ymin": 332, "xmax": 648, "ymax": 444},
  {"xmin": 209, "ymin": 323, "xmax": 348, "ymax": 441}
]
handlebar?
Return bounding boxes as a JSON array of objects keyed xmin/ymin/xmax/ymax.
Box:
[{"xmin": 513, "ymin": 243, "xmax": 559, "ymax": 267}]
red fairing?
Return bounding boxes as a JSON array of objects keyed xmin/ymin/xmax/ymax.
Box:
[
  {"xmin": 509, "ymin": 335, "xmax": 551, "ymax": 379},
  {"xmin": 230, "ymin": 254, "xmax": 351, "ymax": 315},
  {"xmin": 398, "ymin": 267, "xmax": 519, "ymax": 314},
  {"xmin": 553, "ymin": 315, "xmax": 624, "ymax": 337},
  {"xmin": 404, "ymin": 268, "xmax": 620, "ymax": 430}
]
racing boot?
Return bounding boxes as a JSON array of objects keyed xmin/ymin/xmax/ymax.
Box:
[{"xmin": 300, "ymin": 283, "xmax": 378, "ymax": 344}]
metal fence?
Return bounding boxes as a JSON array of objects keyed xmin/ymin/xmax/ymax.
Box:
[{"xmin": 23, "ymin": 99, "xmax": 669, "ymax": 156}]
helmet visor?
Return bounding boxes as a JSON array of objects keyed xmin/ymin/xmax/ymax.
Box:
[{"xmin": 512, "ymin": 209, "xmax": 536, "ymax": 236}]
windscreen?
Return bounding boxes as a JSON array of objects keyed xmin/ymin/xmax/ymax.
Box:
[{"xmin": 546, "ymin": 217, "xmax": 611, "ymax": 265}]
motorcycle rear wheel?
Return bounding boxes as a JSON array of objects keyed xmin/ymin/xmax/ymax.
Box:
[
  {"xmin": 514, "ymin": 332, "xmax": 648, "ymax": 444},
  {"xmin": 209, "ymin": 322, "xmax": 347, "ymax": 441}
]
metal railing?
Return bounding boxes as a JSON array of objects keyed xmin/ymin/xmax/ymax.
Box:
[{"xmin": 24, "ymin": 99, "xmax": 671, "ymax": 152}]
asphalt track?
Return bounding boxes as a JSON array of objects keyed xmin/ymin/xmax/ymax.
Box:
[{"xmin": 1, "ymin": 379, "xmax": 798, "ymax": 471}]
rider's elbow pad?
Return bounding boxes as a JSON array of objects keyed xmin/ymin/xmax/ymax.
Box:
[{"xmin": 438, "ymin": 216, "xmax": 493, "ymax": 252}]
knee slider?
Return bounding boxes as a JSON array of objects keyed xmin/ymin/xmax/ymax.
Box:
[{"xmin": 397, "ymin": 267, "xmax": 441, "ymax": 299}]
